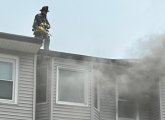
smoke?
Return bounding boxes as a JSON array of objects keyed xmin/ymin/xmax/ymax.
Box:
[
  {"xmin": 39, "ymin": 34, "xmax": 165, "ymax": 101},
  {"xmin": 118, "ymin": 34, "xmax": 165, "ymax": 98},
  {"xmin": 93, "ymin": 34, "xmax": 165, "ymax": 100}
]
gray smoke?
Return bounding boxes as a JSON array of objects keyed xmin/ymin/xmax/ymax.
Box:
[
  {"xmin": 119, "ymin": 34, "xmax": 165, "ymax": 98},
  {"xmin": 93, "ymin": 34, "xmax": 165, "ymax": 100}
]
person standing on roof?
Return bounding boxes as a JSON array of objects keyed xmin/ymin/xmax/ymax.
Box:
[{"xmin": 32, "ymin": 6, "xmax": 51, "ymax": 50}]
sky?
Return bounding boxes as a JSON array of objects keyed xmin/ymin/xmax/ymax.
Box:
[{"xmin": 1, "ymin": 0, "xmax": 165, "ymax": 59}]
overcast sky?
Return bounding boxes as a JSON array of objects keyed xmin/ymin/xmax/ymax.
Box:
[{"xmin": 1, "ymin": 0, "xmax": 165, "ymax": 58}]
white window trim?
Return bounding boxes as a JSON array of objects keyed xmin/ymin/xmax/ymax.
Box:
[
  {"xmin": 0, "ymin": 54, "xmax": 19, "ymax": 104},
  {"xmin": 56, "ymin": 66, "xmax": 89, "ymax": 106}
]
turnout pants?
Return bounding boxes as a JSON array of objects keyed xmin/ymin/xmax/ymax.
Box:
[{"xmin": 34, "ymin": 32, "xmax": 50, "ymax": 50}]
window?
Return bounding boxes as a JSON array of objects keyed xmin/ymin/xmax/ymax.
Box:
[
  {"xmin": 57, "ymin": 66, "xmax": 88, "ymax": 106},
  {"xmin": 0, "ymin": 55, "xmax": 18, "ymax": 103},
  {"xmin": 118, "ymin": 99, "xmax": 136, "ymax": 119}
]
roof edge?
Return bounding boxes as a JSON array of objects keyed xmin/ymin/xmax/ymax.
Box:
[
  {"xmin": 0, "ymin": 32, "xmax": 43, "ymax": 44},
  {"xmin": 38, "ymin": 49, "xmax": 131, "ymax": 66}
]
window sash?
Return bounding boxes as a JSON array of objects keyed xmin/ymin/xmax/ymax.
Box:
[
  {"xmin": 0, "ymin": 55, "xmax": 18, "ymax": 103},
  {"xmin": 0, "ymin": 61, "xmax": 13, "ymax": 80},
  {"xmin": 0, "ymin": 80, "xmax": 13, "ymax": 100},
  {"xmin": 56, "ymin": 66, "xmax": 88, "ymax": 106},
  {"xmin": 118, "ymin": 99, "xmax": 136, "ymax": 118}
]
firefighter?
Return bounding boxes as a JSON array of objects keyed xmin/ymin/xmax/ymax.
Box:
[{"xmin": 32, "ymin": 6, "xmax": 50, "ymax": 50}]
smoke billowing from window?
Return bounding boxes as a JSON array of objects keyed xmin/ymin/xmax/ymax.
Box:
[
  {"xmin": 94, "ymin": 34, "xmax": 165, "ymax": 99},
  {"xmin": 119, "ymin": 34, "xmax": 165, "ymax": 98}
]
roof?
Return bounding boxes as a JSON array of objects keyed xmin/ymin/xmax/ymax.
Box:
[
  {"xmin": 38, "ymin": 49, "xmax": 131, "ymax": 66},
  {"xmin": 0, "ymin": 32, "xmax": 42, "ymax": 44},
  {"xmin": 0, "ymin": 32, "xmax": 42, "ymax": 53},
  {"xmin": 0, "ymin": 32, "xmax": 134, "ymax": 66}
]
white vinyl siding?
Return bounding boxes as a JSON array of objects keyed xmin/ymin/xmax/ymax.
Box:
[
  {"xmin": 0, "ymin": 55, "xmax": 18, "ymax": 103},
  {"xmin": 139, "ymin": 102, "xmax": 150, "ymax": 120},
  {"xmin": 56, "ymin": 66, "xmax": 88, "ymax": 106},
  {"xmin": 93, "ymin": 108, "xmax": 100, "ymax": 120},
  {"xmin": 100, "ymin": 90, "xmax": 116, "ymax": 120},
  {"xmin": 51, "ymin": 58, "xmax": 91, "ymax": 120},
  {"xmin": 149, "ymin": 80, "xmax": 160, "ymax": 120},
  {"xmin": 36, "ymin": 57, "xmax": 52, "ymax": 120},
  {"xmin": 36, "ymin": 58, "xmax": 92, "ymax": 120},
  {"xmin": 0, "ymin": 54, "xmax": 35, "ymax": 120},
  {"xmin": 36, "ymin": 59, "xmax": 47, "ymax": 103},
  {"xmin": 92, "ymin": 78, "xmax": 100, "ymax": 120}
]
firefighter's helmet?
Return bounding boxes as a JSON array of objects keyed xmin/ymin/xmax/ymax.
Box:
[{"xmin": 40, "ymin": 6, "xmax": 49, "ymax": 12}]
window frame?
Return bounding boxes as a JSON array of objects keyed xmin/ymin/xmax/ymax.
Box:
[
  {"xmin": 56, "ymin": 66, "xmax": 89, "ymax": 106},
  {"xmin": 118, "ymin": 98, "xmax": 136, "ymax": 119},
  {"xmin": 117, "ymin": 79, "xmax": 138, "ymax": 120},
  {"xmin": 0, "ymin": 54, "xmax": 19, "ymax": 104}
]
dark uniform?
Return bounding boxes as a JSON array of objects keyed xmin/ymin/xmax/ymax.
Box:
[{"xmin": 32, "ymin": 6, "xmax": 50, "ymax": 50}]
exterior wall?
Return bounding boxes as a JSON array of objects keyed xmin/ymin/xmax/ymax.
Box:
[
  {"xmin": 36, "ymin": 56, "xmax": 93, "ymax": 120},
  {"xmin": 51, "ymin": 57, "xmax": 92, "ymax": 120},
  {"xmin": 93, "ymin": 108, "xmax": 100, "ymax": 120},
  {"xmin": 36, "ymin": 57, "xmax": 120, "ymax": 120},
  {"xmin": 0, "ymin": 52, "xmax": 35, "ymax": 120},
  {"xmin": 139, "ymin": 101, "xmax": 150, "ymax": 120},
  {"xmin": 100, "ymin": 64, "xmax": 128, "ymax": 120},
  {"xmin": 159, "ymin": 79, "xmax": 165, "ymax": 120},
  {"xmin": 36, "ymin": 57, "xmax": 51, "ymax": 120},
  {"xmin": 91, "ymin": 67, "xmax": 100, "ymax": 120},
  {"xmin": 100, "ymin": 88, "xmax": 116, "ymax": 120},
  {"xmin": 36, "ymin": 104, "xmax": 49, "ymax": 120},
  {"xmin": 149, "ymin": 82, "xmax": 160, "ymax": 120},
  {"xmin": 92, "ymin": 64, "xmax": 117, "ymax": 120}
]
